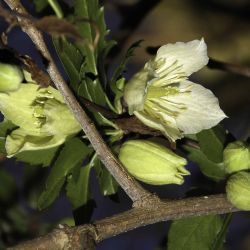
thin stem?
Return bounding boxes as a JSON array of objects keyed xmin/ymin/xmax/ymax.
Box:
[{"xmin": 2, "ymin": 0, "xmax": 153, "ymax": 204}]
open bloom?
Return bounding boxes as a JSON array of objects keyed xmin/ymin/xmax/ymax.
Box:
[
  {"xmin": 0, "ymin": 83, "xmax": 81, "ymax": 156},
  {"xmin": 124, "ymin": 39, "xmax": 226, "ymax": 142}
]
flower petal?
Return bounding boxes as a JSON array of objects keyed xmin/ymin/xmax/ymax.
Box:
[
  {"xmin": 43, "ymin": 98, "xmax": 80, "ymax": 135},
  {"xmin": 166, "ymin": 80, "xmax": 227, "ymax": 134},
  {"xmin": 5, "ymin": 128, "xmax": 66, "ymax": 157},
  {"xmin": 0, "ymin": 83, "xmax": 43, "ymax": 135},
  {"xmin": 124, "ymin": 69, "xmax": 150, "ymax": 114},
  {"xmin": 155, "ymin": 39, "xmax": 209, "ymax": 77},
  {"xmin": 134, "ymin": 110, "xmax": 182, "ymax": 141}
]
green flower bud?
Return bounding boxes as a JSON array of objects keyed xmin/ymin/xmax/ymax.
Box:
[
  {"xmin": 226, "ymin": 171, "xmax": 250, "ymax": 210},
  {"xmin": 118, "ymin": 140, "xmax": 189, "ymax": 185},
  {"xmin": 223, "ymin": 141, "xmax": 250, "ymax": 174},
  {"xmin": 0, "ymin": 63, "xmax": 23, "ymax": 92}
]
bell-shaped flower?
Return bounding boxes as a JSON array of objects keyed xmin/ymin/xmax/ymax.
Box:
[
  {"xmin": 0, "ymin": 83, "xmax": 81, "ymax": 156},
  {"xmin": 119, "ymin": 139, "xmax": 189, "ymax": 185},
  {"xmin": 124, "ymin": 39, "xmax": 226, "ymax": 142}
]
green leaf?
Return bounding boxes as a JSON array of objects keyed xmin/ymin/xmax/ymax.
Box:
[
  {"xmin": 110, "ymin": 40, "xmax": 143, "ymax": 92},
  {"xmin": 34, "ymin": 0, "xmax": 49, "ymax": 12},
  {"xmin": 0, "ymin": 169, "xmax": 17, "ymax": 203},
  {"xmin": 196, "ymin": 125, "xmax": 226, "ymax": 163},
  {"xmin": 66, "ymin": 164, "xmax": 92, "ymax": 209},
  {"xmin": 78, "ymin": 76, "xmax": 106, "ymax": 106},
  {"xmin": 53, "ymin": 38, "xmax": 84, "ymax": 92},
  {"xmin": 211, "ymin": 214, "xmax": 232, "ymax": 250},
  {"xmin": 38, "ymin": 138, "xmax": 91, "ymax": 210},
  {"xmin": 167, "ymin": 215, "xmax": 223, "ymax": 250},
  {"xmin": 15, "ymin": 146, "xmax": 59, "ymax": 167},
  {"xmin": 184, "ymin": 146, "xmax": 226, "ymax": 181},
  {"xmin": 74, "ymin": 0, "xmax": 98, "ymax": 73},
  {"xmin": 93, "ymin": 156, "xmax": 118, "ymax": 196}
]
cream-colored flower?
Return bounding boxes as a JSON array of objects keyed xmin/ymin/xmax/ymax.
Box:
[
  {"xmin": 124, "ymin": 39, "xmax": 226, "ymax": 142},
  {"xmin": 0, "ymin": 83, "xmax": 81, "ymax": 156}
]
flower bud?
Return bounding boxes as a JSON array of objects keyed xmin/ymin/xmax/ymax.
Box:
[
  {"xmin": 223, "ymin": 141, "xmax": 250, "ymax": 174},
  {"xmin": 0, "ymin": 63, "xmax": 23, "ymax": 92},
  {"xmin": 118, "ymin": 140, "xmax": 189, "ymax": 185},
  {"xmin": 226, "ymin": 171, "xmax": 250, "ymax": 210}
]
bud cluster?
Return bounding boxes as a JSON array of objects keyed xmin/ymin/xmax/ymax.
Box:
[{"xmin": 224, "ymin": 141, "xmax": 250, "ymax": 210}]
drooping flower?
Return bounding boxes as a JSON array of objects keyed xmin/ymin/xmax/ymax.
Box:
[
  {"xmin": 119, "ymin": 139, "xmax": 189, "ymax": 185},
  {"xmin": 124, "ymin": 39, "xmax": 227, "ymax": 142},
  {"xmin": 0, "ymin": 83, "xmax": 81, "ymax": 156}
]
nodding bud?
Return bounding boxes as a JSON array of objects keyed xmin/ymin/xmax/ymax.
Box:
[
  {"xmin": 0, "ymin": 63, "xmax": 23, "ymax": 92},
  {"xmin": 118, "ymin": 139, "xmax": 189, "ymax": 185},
  {"xmin": 226, "ymin": 171, "xmax": 250, "ymax": 211},
  {"xmin": 223, "ymin": 141, "xmax": 250, "ymax": 174}
]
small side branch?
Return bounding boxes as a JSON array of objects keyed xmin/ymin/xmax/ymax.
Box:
[{"xmin": 208, "ymin": 58, "xmax": 250, "ymax": 78}]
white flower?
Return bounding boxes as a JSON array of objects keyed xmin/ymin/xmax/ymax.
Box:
[{"xmin": 124, "ymin": 39, "xmax": 227, "ymax": 142}]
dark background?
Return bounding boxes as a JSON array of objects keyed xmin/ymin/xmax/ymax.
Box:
[{"xmin": 1, "ymin": 0, "xmax": 250, "ymax": 249}]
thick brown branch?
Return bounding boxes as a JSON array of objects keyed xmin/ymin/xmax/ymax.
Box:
[
  {"xmin": 208, "ymin": 58, "xmax": 250, "ymax": 78},
  {"xmin": 8, "ymin": 194, "xmax": 237, "ymax": 250},
  {"xmin": 2, "ymin": 0, "xmax": 154, "ymax": 204}
]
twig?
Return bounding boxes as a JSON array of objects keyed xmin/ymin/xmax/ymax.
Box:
[
  {"xmin": 115, "ymin": 116, "xmax": 162, "ymax": 136},
  {"xmin": 8, "ymin": 194, "xmax": 237, "ymax": 250},
  {"xmin": 2, "ymin": 0, "xmax": 155, "ymax": 205},
  {"xmin": 208, "ymin": 58, "xmax": 250, "ymax": 78}
]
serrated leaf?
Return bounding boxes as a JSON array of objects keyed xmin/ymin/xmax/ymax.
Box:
[
  {"xmin": 168, "ymin": 215, "xmax": 223, "ymax": 250},
  {"xmin": 38, "ymin": 138, "xmax": 91, "ymax": 210},
  {"xmin": 53, "ymin": 38, "xmax": 83, "ymax": 92},
  {"xmin": 184, "ymin": 146, "xmax": 226, "ymax": 181},
  {"xmin": 78, "ymin": 77, "xmax": 106, "ymax": 106},
  {"xmin": 66, "ymin": 164, "xmax": 92, "ymax": 209},
  {"xmin": 74, "ymin": 0, "xmax": 98, "ymax": 73},
  {"xmin": 110, "ymin": 40, "xmax": 143, "ymax": 93},
  {"xmin": 211, "ymin": 214, "xmax": 232, "ymax": 250},
  {"xmin": 93, "ymin": 157, "xmax": 118, "ymax": 196},
  {"xmin": 197, "ymin": 125, "xmax": 226, "ymax": 163},
  {"xmin": 15, "ymin": 146, "xmax": 59, "ymax": 167}
]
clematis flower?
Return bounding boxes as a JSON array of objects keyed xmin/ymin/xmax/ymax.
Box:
[
  {"xmin": 124, "ymin": 39, "xmax": 227, "ymax": 142},
  {"xmin": 0, "ymin": 83, "xmax": 81, "ymax": 156}
]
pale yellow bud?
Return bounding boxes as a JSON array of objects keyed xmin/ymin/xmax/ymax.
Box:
[
  {"xmin": 118, "ymin": 140, "xmax": 189, "ymax": 185},
  {"xmin": 226, "ymin": 171, "xmax": 250, "ymax": 210}
]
